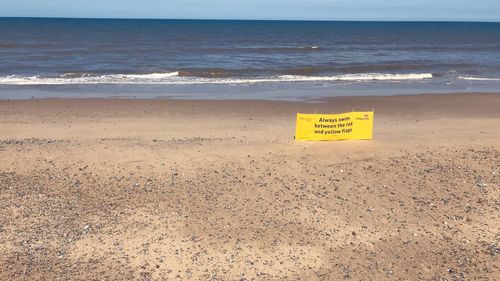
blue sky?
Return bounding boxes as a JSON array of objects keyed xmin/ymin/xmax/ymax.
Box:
[{"xmin": 0, "ymin": 0, "xmax": 499, "ymax": 21}]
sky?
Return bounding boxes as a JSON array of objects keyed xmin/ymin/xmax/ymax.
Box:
[{"xmin": 0, "ymin": 0, "xmax": 499, "ymax": 22}]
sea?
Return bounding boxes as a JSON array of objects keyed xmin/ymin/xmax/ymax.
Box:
[{"xmin": 1, "ymin": 18, "xmax": 500, "ymax": 100}]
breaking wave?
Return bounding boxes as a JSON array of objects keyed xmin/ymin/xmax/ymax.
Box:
[
  {"xmin": 0, "ymin": 72, "xmax": 434, "ymax": 85},
  {"xmin": 459, "ymin": 76, "xmax": 500, "ymax": 81},
  {"xmin": 235, "ymin": 45, "xmax": 321, "ymax": 53}
]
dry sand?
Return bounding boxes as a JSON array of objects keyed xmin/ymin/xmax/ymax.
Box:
[{"xmin": 0, "ymin": 93, "xmax": 499, "ymax": 280}]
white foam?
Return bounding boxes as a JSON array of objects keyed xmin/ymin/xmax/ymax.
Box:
[
  {"xmin": 459, "ymin": 76, "xmax": 500, "ymax": 81},
  {"xmin": 0, "ymin": 72, "xmax": 180, "ymax": 85},
  {"xmin": 0, "ymin": 72, "xmax": 433, "ymax": 85},
  {"xmin": 277, "ymin": 73, "xmax": 433, "ymax": 82},
  {"xmin": 116, "ymin": 72, "xmax": 180, "ymax": 79}
]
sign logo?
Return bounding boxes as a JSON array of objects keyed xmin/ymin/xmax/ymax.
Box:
[{"xmin": 356, "ymin": 114, "xmax": 370, "ymax": 121}]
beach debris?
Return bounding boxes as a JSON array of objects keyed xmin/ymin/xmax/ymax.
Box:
[
  {"xmin": 82, "ymin": 224, "xmax": 91, "ymax": 235},
  {"xmin": 486, "ymin": 240, "xmax": 500, "ymax": 256},
  {"xmin": 476, "ymin": 181, "xmax": 487, "ymax": 188}
]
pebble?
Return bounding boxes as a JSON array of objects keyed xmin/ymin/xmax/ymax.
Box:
[{"xmin": 476, "ymin": 182, "xmax": 488, "ymax": 188}]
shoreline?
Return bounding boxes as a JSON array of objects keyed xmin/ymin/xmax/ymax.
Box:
[
  {"xmin": 1, "ymin": 92, "xmax": 499, "ymax": 280},
  {"xmin": 1, "ymin": 83, "xmax": 500, "ymax": 101},
  {"xmin": 0, "ymin": 90, "xmax": 499, "ymax": 102},
  {"xmin": 1, "ymin": 92, "xmax": 499, "ymax": 117}
]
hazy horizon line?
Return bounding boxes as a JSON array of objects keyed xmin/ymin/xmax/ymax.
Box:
[{"xmin": 1, "ymin": 16, "xmax": 499, "ymax": 23}]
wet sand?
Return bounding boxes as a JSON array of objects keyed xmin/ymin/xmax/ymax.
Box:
[{"xmin": 0, "ymin": 93, "xmax": 499, "ymax": 280}]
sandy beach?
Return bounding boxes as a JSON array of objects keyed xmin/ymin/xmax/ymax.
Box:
[{"xmin": 0, "ymin": 93, "xmax": 499, "ymax": 280}]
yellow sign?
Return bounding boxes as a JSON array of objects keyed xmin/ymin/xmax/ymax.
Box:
[{"xmin": 295, "ymin": 111, "xmax": 374, "ymax": 141}]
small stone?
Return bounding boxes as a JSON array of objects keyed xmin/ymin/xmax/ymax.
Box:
[{"xmin": 476, "ymin": 182, "xmax": 487, "ymax": 188}]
